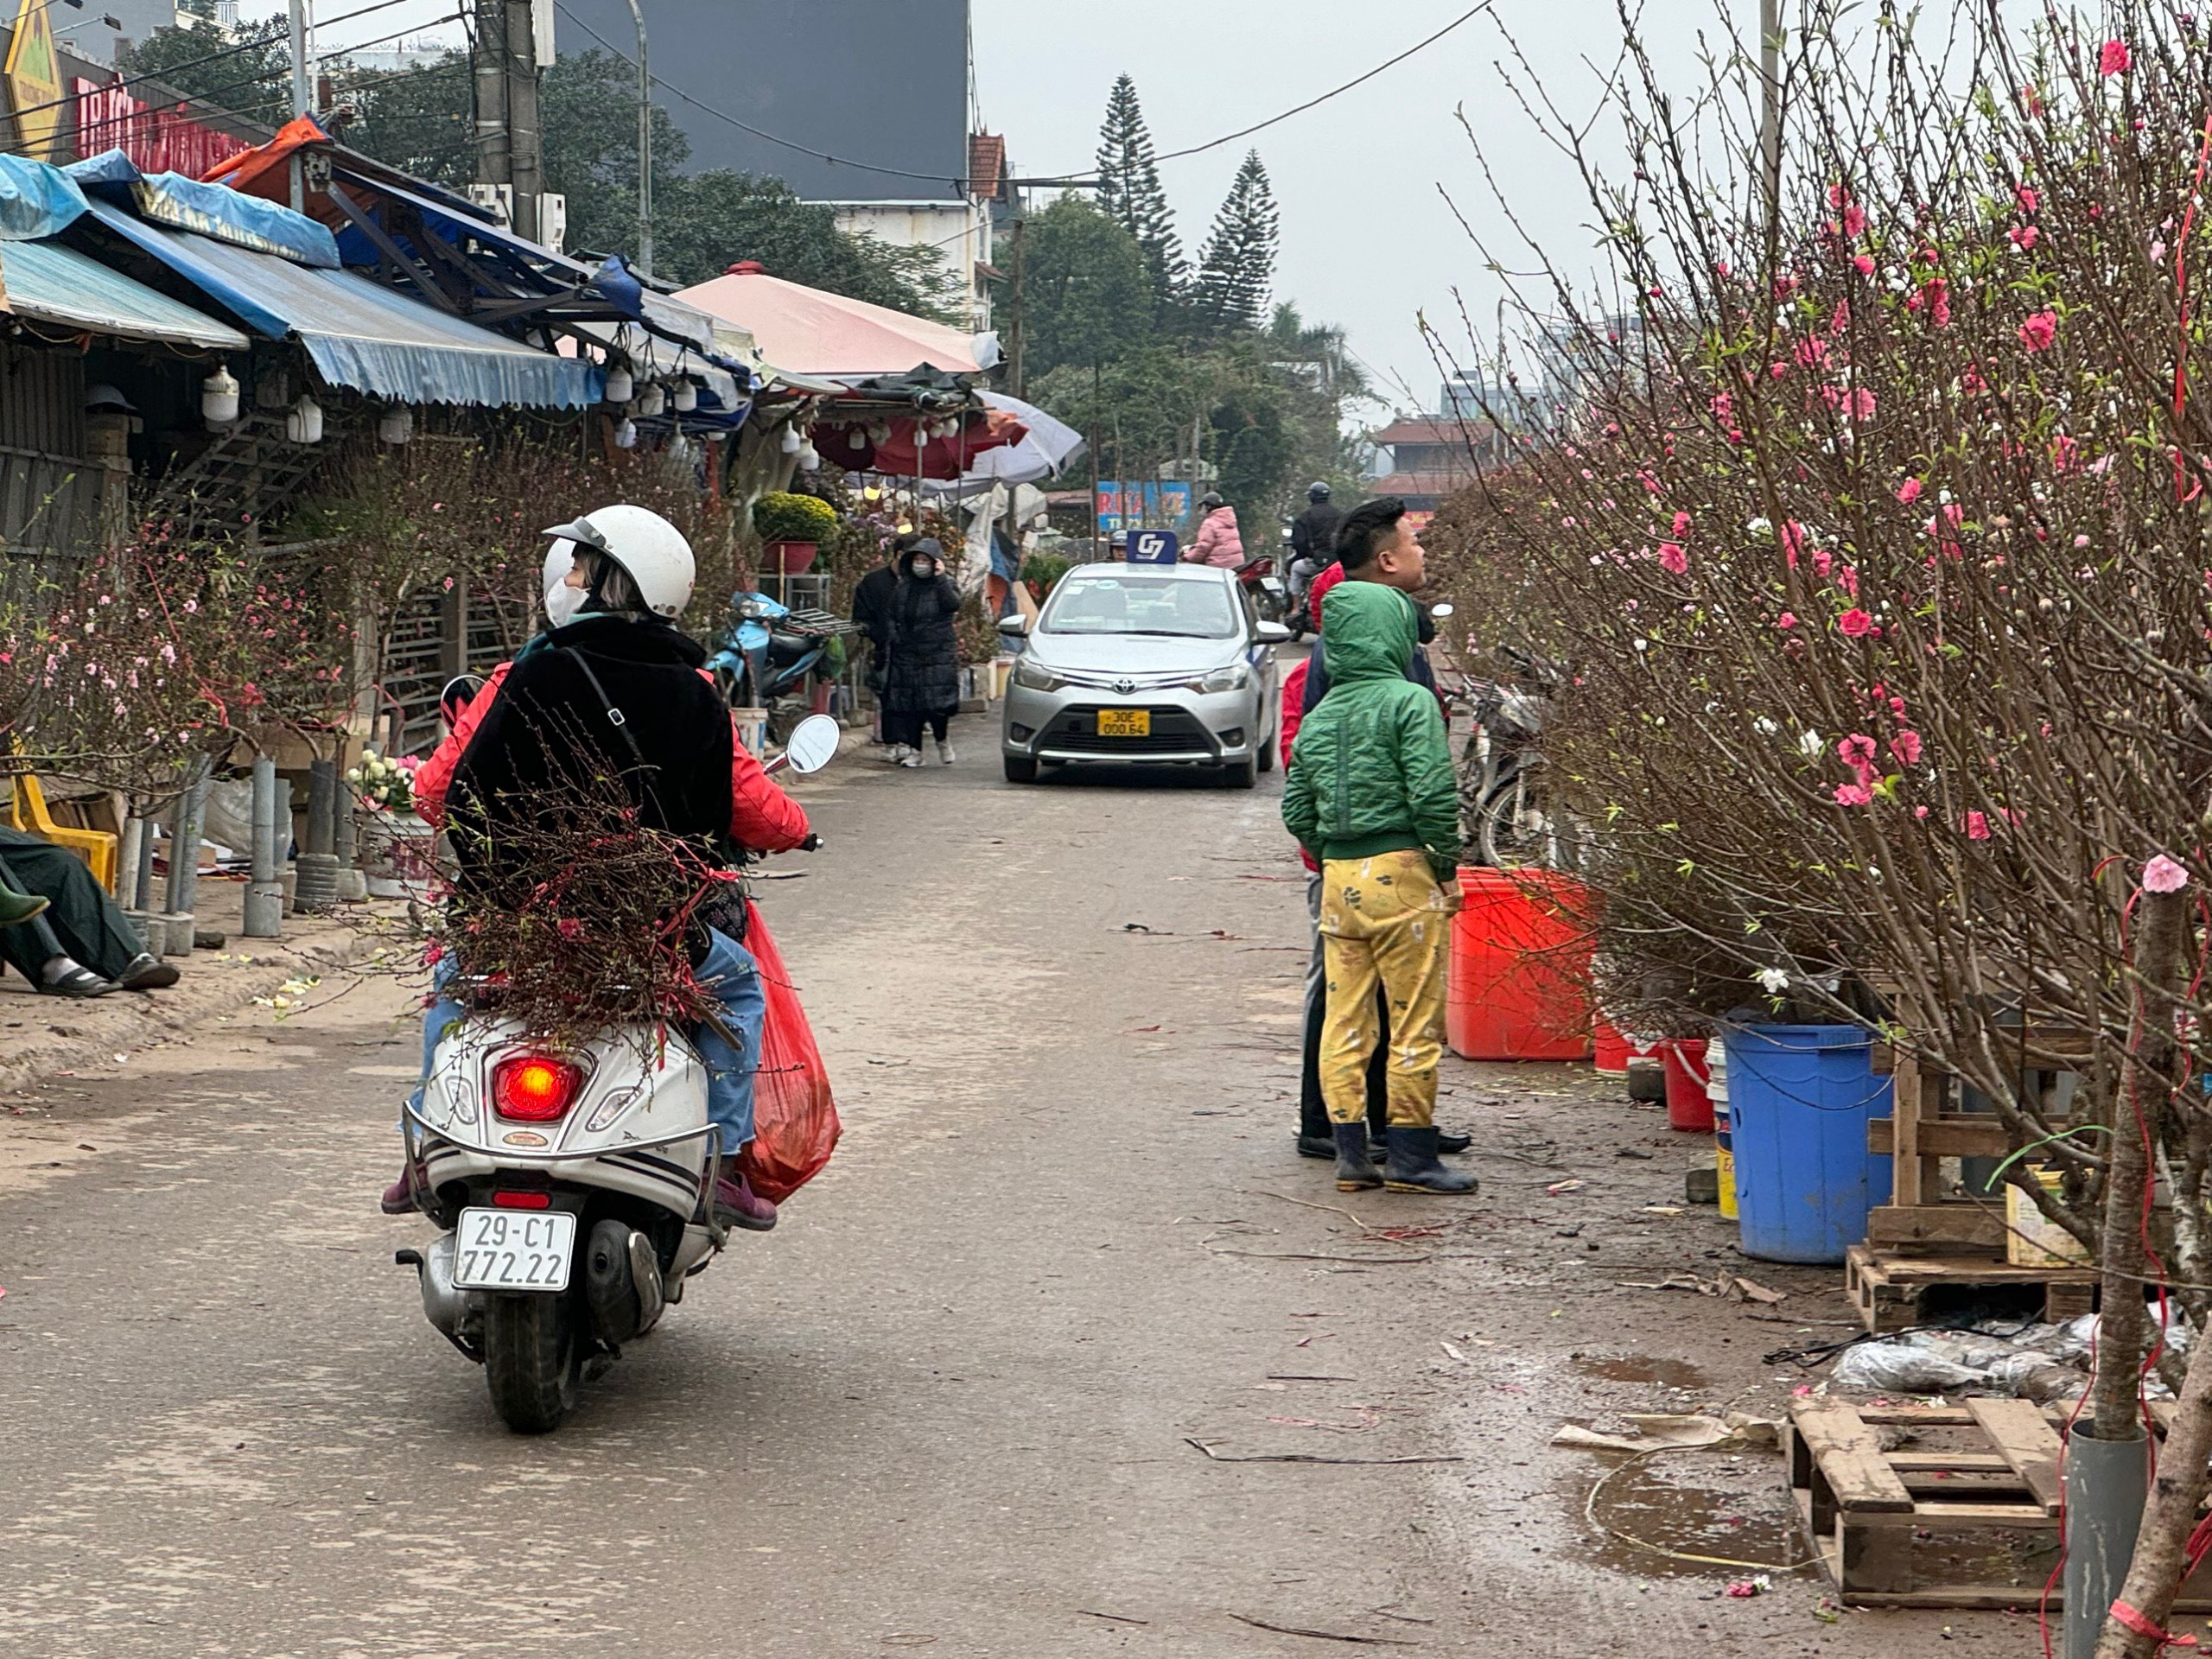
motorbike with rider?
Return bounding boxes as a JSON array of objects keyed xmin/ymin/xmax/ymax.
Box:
[{"xmin": 385, "ymin": 505, "xmax": 823, "ymax": 1430}]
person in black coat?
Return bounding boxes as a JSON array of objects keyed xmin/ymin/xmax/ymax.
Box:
[{"xmin": 880, "ymin": 537, "xmax": 963, "ymax": 766}]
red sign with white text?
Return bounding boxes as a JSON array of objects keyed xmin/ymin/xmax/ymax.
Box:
[{"xmin": 73, "ymin": 79, "xmax": 247, "ymax": 177}]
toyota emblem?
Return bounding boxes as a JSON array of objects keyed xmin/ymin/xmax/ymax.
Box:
[{"xmin": 1113, "ymin": 677, "xmax": 1137, "ymax": 696}]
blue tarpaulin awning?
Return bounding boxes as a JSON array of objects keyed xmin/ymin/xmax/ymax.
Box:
[
  {"xmin": 0, "ymin": 156, "xmax": 89, "ymax": 242},
  {"xmin": 86, "ymin": 200, "xmax": 602, "ymax": 408},
  {"xmin": 0, "ymin": 238, "xmax": 248, "ymax": 350}
]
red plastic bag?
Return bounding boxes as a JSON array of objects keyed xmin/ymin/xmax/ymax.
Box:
[{"xmin": 734, "ymin": 898, "xmax": 840, "ymax": 1202}]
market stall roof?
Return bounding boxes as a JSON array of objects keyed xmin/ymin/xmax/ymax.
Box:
[
  {"xmin": 675, "ymin": 263, "xmax": 985, "ymax": 380},
  {"xmin": 82, "ymin": 203, "xmax": 601, "ymax": 406},
  {"xmin": 203, "ymin": 120, "xmax": 751, "ymax": 372},
  {"xmin": 0, "ymin": 154, "xmax": 92, "ymax": 241},
  {"xmin": 0, "ymin": 238, "xmax": 247, "ymax": 350}
]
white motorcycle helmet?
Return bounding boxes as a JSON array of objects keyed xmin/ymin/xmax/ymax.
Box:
[{"xmin": 539, "ymin": 505, "xmax": 695, "ymax": 619}]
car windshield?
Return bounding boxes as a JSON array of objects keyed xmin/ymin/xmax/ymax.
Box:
[{"xmin": 1040, "ymin": 575, "xmax": 1240, "ymax": 639}]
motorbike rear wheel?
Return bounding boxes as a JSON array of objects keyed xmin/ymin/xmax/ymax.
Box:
[{"xmin": 484, "ymin": 1292, "xmax": 581, "ymax": 1433}]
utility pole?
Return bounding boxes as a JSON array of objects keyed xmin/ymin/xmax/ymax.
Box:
[
  {"xmin": 474, "ymin": 0, "xmax": 511, "ymax": 215},
  {"xmin": 1006, "ymin": 213, "xmax": 1026, "ymax": 398},
  {"xmin": 1758, "ymin": 0, "xmax": 1782, "ymax": 223},
  {"xmin": 287, "ymin": 0, "xmax": 309, "ymax": 212},
  {"xmin": 624, "ymin": 0, "xmax": 652, "ymax": 276}
]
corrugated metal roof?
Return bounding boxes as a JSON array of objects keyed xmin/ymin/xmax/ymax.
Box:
[
  {"xmin": 87, "ymin": 201, "xmax": 602, "ymax": 409},
  {"xmin": 0, "ymin": 237, "xmax": 247, "ymax": 349}
]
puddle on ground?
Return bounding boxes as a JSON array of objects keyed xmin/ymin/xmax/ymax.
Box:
[
  {"xmin": 1570, "ymin": 1353, "xmax": 1711, "ymax": 1391},
  {"xmin": 1556, "ymin": 1453, "xmax": 1800, "ymax": 1580}
]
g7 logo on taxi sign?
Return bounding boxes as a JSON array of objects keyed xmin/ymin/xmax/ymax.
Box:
[{"xmin": 1127, "ymin": 530, "xmax": 1179, "ymax": 564}]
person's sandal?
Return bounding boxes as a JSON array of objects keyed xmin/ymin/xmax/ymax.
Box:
[
  {"xmin": 41, "ymin": 966, "xmax": 113, "ymax": 998},
  {"xmin": 115, "ymin": 953, "xmax": 180, "ymax": 991}
]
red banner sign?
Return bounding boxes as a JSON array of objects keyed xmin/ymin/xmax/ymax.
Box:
[{"xmin": 73, "ymin": 79, "xmax": 249, "ymax": 177}]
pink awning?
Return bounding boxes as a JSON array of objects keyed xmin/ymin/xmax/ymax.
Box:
[{"xmin": 674, "ymin": 262, "xmax": 982, "ymax": 380}]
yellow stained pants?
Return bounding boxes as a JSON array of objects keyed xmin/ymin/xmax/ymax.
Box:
[{"xmin": 1319, "ymin": 850, "xmax": 1449, "ymax": 1128}]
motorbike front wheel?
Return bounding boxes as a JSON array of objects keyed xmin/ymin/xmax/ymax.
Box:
[{"xmin": 484, "ymin": 1292, "xmax": 581, "ymax": 1433}]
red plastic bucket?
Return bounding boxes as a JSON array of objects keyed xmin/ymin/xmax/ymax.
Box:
[
  {"xmin": 1592, "ymin": 1018, "xmax": 1633, "ymax": 1077},
  {"xmin": 1445, "ymin": 867, "xmax": 1593, "ymax": 1061},
  {"xmin": 1662, "ymin": 1039, "xmax": 1713, "ymax": 1131}
]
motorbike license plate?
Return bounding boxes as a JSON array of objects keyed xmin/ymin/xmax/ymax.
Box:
[
  {"xmin": 1097, "ymin": 709, "xmax": 1151, "ymax": 737},
  {"xmin": 452, "ymin": 1207, "xmax": 576, "ymax": 1293}
]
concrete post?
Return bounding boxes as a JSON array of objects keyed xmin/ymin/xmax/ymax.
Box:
[
  {"xmin": 161, "ymin": 761, "xmax": 209, "ymax": 957},
  {"xmin": 294, "ymin": 757, "xmax": 340, "ymax": 911},
  {"xmin": 243, "ymin": 755, "xmax": 283, "ymax": 938}
]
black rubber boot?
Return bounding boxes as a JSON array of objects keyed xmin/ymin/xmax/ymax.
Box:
[
  {"xmin": 1332, "ymin": 1123, "xmax": 1383, "ymax": 1192},
  {"xmin": 1384, "ymin": 1126, "xmax": 1479, "ymax": 1195},
  {"xmin": 1436, "ymin": 1128, "xmax": 1473, "ymax": 1154},
  {"xmin": 1295, "ymin": 1134, "xmax": 1337, "ymax": 1160}
]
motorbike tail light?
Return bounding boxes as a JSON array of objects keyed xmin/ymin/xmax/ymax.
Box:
[
  {"xmin": 492, "ymin": 1190, "xmax": 552, "ymax": 1209},
  {"xmin": 492, "ymin": 1055, "xmax": 582, "ymax": 1122}
]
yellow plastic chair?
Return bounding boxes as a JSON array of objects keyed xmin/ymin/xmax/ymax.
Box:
[{"xmin": 3, "ymin": 762, "xmax": 119, "ymax": 893}]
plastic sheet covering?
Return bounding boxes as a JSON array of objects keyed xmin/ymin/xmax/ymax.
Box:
[
  {"xmin": 86, "ymin": 202, "xmax": 602, "ymax": 408},
  {"xmin": 0, "ymin": 238, "xmax": 248, "ymax": 349},
  {"xmin": 0, "ymin": 155, "xmax": 88, "ymax": 241},
  {"xmin": 69, "ymin": 149, "xmax": 339, "ymax": 267}
]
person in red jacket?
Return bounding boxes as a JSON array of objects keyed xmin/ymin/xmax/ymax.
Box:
[{"xmin": 385, "ymin": 506, "xmax": 812, "ymax": 1231}]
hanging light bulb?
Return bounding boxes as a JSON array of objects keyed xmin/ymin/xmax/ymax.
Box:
[
  {"xmin": 378, "ymin": 408, "xmax": 414, "ymax": 446},
  {"xmin": 779, "ymin": 423, "xmax": 803, "ymax": 454},
  {"xmin": 635, "ymin": 382, "xmax": 665, "ymax": 418},
  {"xmin": 672, "ymin": 379, "xmax": 698, "ymax": 413},
  {"xmin": 201, "ymin": 364, "xmax": 239, "ymax": 428},
  {"xmin": 613, "ymin": 417, "xmax": 638, "ymax": 449},
  {"xmin": 604, "ymin": 364, "xmax": 634, "ymax": 404}
]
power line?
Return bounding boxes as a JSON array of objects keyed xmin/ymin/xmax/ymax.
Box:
[{"xmin": 1077, "ymin": 3, "xmax": 1496, "ymax": 175}]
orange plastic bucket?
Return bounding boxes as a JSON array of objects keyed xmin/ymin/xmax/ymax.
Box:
[
  {"xmin": 1662, "ymin": 1039, "xmax": 1714, "ymax": 1132},
  {"xmin": 1445, "ymin": 867, "xmax": 1593, "ymax": 1061}
]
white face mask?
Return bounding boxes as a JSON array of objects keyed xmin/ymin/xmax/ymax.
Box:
[
  {"xmin": 545, "ymin": 581, "xmax": 586, "ymax": 628},
  {"xmin": 911, "ymin": 561, "xmax": 935, "ymax": 579}
]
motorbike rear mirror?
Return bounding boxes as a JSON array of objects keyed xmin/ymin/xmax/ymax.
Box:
[
  {"xmin": 1430, "ymin": 602, "xmax": 1455, "ymax": 619},
  {"xmin": 1255, "ymin": 620, "xmax": 1292, "ymax": 644},
  {"xmin": 780, "ymin": 715, "xmax": 842, "ymax": 775},
  {"xmin": 995, "ymin": 613, "xmax": 1030, "ymax": 636},
  {"xmin": 439, "ymin": 673, "xmax": 486, "ymax": 722}
]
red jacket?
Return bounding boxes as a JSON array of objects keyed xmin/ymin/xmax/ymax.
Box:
[
  {"xmin": 413, "ymin": 658, "xmax": 810, "ymax": 852},
  {"xmin": 1281, "ymin": 658, "xmax": 1318, "ymax": 873}
]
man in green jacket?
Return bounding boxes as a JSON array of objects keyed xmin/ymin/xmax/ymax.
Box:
[{"xmin": 1282, "ymin": 576, "xmax": 1475, "ymax": 1197}]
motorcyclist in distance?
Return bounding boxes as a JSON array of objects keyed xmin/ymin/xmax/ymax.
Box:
[{"xmin": 1288, "ymin": 481, "xmax": 1344, "ymax": 608}]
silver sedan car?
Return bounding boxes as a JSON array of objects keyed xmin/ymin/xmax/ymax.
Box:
[{"xmin": 998, "ymin": 561, "xmax": 1288, "ymax": 786}]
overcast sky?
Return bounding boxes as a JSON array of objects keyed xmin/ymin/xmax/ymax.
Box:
[{"xmin": 249, "ymin": 0, "xmax": 1745, "ymax": 416}]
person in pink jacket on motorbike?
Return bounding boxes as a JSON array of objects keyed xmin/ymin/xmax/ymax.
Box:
[{"xmin": 1182, "ymin": 492, "xmax": 1245, "ymax": 568}]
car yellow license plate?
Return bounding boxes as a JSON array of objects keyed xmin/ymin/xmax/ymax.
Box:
[{"xmin": 1097, "ymin": 709, "xmax": 1151, "ymax": 737}]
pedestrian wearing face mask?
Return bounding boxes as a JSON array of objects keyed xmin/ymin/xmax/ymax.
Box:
[{"xmin": 880, "ymin": 536, "xmax": 963, "ymax": 767}]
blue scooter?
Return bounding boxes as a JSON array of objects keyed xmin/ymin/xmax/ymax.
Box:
[{"xmin": 706, "ymin": 590, "xmax": 855, "ymax": 740}]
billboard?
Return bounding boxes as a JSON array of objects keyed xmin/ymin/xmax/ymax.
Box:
[
  {"xmin": 1095, "ymin": 480, "xmax": 1192, "ymax": 535},
  {"xmin": 4, "ymin": 0, "xmax": 64, "ymax": 162},
  {"xmin": 554, "ymin": 0, "xmax": 969, "ymax": 202}
]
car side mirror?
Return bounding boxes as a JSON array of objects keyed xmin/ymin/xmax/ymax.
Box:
[
  {"xmin": 996, "ymin": 613, "xmax": 1029, "ymax": 636},
  {"xmin": 1255, "ymin": 620, "xmax": 1292, "ymax": 644}
]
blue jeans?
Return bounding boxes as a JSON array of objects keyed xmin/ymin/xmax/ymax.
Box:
[{"xmin": 410, "ymin": 927, "xmax": 767, "ymax": 1155}]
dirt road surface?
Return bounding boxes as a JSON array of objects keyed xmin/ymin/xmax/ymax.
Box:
[{"xmin": 0, "ymin": 742, "xmax": 2026, "ymax": 1656}]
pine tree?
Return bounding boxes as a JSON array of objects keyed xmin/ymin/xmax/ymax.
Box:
[
  {"xmin": 1095, "ymin": 74, "xmax": 1185, "ymax": 304},
  {"xmin": 1191, "ymin": 151, "xmax": 1280, "ymax": 333}
]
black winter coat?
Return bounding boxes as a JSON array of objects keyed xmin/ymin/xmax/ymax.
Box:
[
  {"xmin": 445, "ymin": 612, "xmax": 734, "ymax": 893},
  {"xmin": 850, "ymin": 563, "xmax": 899, "ymax": 668},
  {"xmin": 1291, "ymin": 501, "xmax": 1345, "ymax": 564},
  {"xmin": 883, "ymin": 557, "xmax": 963, "ymax": 716}
]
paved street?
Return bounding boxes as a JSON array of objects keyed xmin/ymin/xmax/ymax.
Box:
[{"xmin": 0, "ymin": 735, "xmax": 2010, "ymax": 1656}]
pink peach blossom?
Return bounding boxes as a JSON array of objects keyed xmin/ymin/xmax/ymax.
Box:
[
  {"xmin": 1896, "ymin": 477, "xmax": 1923, "ymax": 504},
  {"xmin": 1964, "ymin": 811, "xmax": 1993, "ymax": 841},
  {"xmin": 2019, "ymin": 309, "xmax": 2057, "ymax": 353},
  {"xmin": 1657, "ymin": 542, "xmax": 1688, "ymax": 575},
  {"xmin": 1838, "ymin": 608, "xmax": 1875, "ymax": 639},
  {"xmin": 1834, "ymin": 783, "xmax": 1873, "ymax": 807},
  {"xmin": 1891, "ymin": 730, "xmax": 1923, "ymax": 766},
  {"xmin": 2144, "ymin": 855, "xmax": 2190, "ymax": 893},
  {"xmin": 2100, "ymin": 39, "xmax": 2132, "ymax": 75}
]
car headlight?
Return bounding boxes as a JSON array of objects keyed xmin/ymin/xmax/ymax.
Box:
[
  {"xmin": 1012, "ymin": 655, "xmax": 1066, "ymax": 692},
  {"xmin": 1192, "ymin": 663, "xmax": 1252, "ymax": 694}
]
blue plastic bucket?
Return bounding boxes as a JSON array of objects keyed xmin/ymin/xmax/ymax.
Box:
[{"xmin": 1722, "ymin": 1024, "xmax": 1894, "ymax": 1264}]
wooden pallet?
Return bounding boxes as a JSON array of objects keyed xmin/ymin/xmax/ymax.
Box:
[
  {"xmin": 1846, "ymin": 1243, "xmax": 2097, "ymax": 1333},
  {"xmin": 1787, "ymin": 1399, "xmax": 2212, "ymax": 1609}
]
